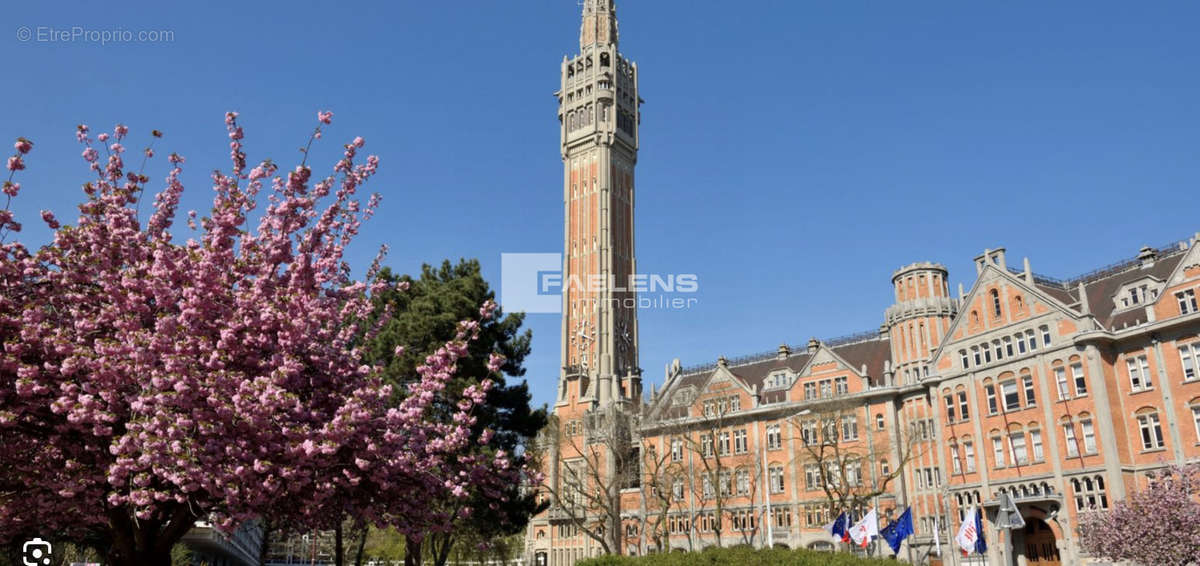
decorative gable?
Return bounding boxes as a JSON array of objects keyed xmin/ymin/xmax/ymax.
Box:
[
  {"xmin": 804, "ymin": 348, "xmax": 843, "ymax": 374},
  {"xmin": 930, "ymin": 262, "xmax": 1084, "ymax": 375}
]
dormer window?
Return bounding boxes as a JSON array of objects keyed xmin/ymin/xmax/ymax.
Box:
[
  {"xmin": 765, "ymin": 371, "xmax": 792, "ymax": 391},
  {"xmin": 1114, "ymin": 277, "xmax": 1164, "ymax": 311}
]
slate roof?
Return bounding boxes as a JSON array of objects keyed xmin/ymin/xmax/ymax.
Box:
[
  {"xmin": 1014, "ymin": 240, "xmax": 1189, "ymax": 329},
  {"xmin": 649, "ymin": 237, "xmax": 1195, "ymax": 418},
  {"xmin": 651, "ymin": 334, "xmax": 891, "ymax": 415}
]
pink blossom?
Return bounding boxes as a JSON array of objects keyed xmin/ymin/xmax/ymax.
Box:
[
  {"xmin": 2, "ymin": 182, "xmax": 18, "ymax": 197},
  {"xmin": 0, "ymin": 114, "xmax": 529, "ymax": 563},
  {"xmin": 318, "ymin": 111, "xmax": 333, "ymax": 124},
  {"xmin": 6, "ymin": 156, "xmax": 24, "ymax": 171},
  {"xmin": 14, "ymin": 138, "xmax": 33, "ymax": 154},
  {"xmin": 39, "ymin": 210, "xmax": 59, "ymax": 229},
  {"xmin": 1080, "ymin": 464, "xmax": 1200, "ymax": 566},
  {"xmin": 487, "ymin": 353, "xmax": 505, "ymax": 373}
]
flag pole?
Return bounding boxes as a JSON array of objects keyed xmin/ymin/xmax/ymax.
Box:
[{"xmin": 760, "ymin": 432, "xmax": 772, "ymax": 548}]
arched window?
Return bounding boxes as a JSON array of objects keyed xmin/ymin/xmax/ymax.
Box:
[
  {"xmin": 1076, "ymin": 411, "xmax": 1097, "ymax": 454},
  {"xmin": 970, "ymin": 310, "xmax": 980, "ymax": 326},
  {"xmin": 949, "ymin": 440, "xmax": 962, "ymax": 474},
  {"xmin": 1015, "ymin": 294, "xmax": 1025, "ymax": 311},
  {"xmin": 991, "ymin": 289, "xmax": 1002, "ymax": 317},
  {"xmin": 1135, "ymin": 407, "xmax": 1165, "ymax": 450},
  {"xmin": 600, "ymin": 52, "xmax": 611, "ymax": 67}
]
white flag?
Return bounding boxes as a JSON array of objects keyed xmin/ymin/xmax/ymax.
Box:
[
  {"xmin": 821, "ymin": 517, "xmax": 837, "ymax": 541},
  {"xmin": 956, "ymin": 506, "xmax": 980, "ymax": 555},
  {"xmin": 933, "ymin": 516, "xmax": 942, "ymax": 556},
  {"xmin": 848, "ymin": 508, "xmax": 879, "ymax": 548}
]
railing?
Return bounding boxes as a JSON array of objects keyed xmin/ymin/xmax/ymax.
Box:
[
  {"xmin": 884, "ymin": 296, "xmax": 959, "ymax": 324},
  {"xmin": 678, "ymin": 348, "xmax": 791, "ymax": 376},
  {"xmin": 824, "ymin": 329, "xmax": 881, "ymax": 347},
  {"xmin": 676, "ymin": 329, "xmax": 884, "ymax": 377},
  {"xmin": 1008, "ymin": 237, "xmax": 1191, "ymax": 290}
]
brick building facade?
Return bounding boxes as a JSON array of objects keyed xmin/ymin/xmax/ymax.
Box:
[{"xmin": 524, "ymin": 3, "xmax": 1200, "ymax": 565}]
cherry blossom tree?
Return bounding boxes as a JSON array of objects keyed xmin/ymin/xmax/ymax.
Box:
[
  {"xmin": 0, "ymin": 114, "xmax": 526, "ymax": 566},
  {"xmin": 1078, "ymin": 464, "xmax": 1200, "ymax": 566}
]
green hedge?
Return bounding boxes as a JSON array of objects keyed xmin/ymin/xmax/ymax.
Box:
[{"xmin": 578, "ymin": 546, "xmax": 897, "ymax": 566}]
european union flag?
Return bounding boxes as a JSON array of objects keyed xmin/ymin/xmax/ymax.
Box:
[
  {"xmin": 974, "ymin": 504, "xmax": 987, "ymax": 555},
  {"xmin": 880, "ymin": 507, "xmax": 914, "ymax": 554}
]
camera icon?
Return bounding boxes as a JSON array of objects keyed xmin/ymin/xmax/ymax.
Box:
[{"xmin": 21, "ymin": 538, "xmax": 52, "ymax": 566}]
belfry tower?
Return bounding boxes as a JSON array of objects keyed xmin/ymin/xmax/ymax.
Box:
[{"xmin": 557, "ymin": 0, "xmax": 643, "ymax": 408}]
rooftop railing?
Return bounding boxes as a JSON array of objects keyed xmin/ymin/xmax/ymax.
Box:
[
  {"xmin": 1009, "ymin": 238, "xmax": 1191, "ymax": 290},
  {"xmin": 676, "ymin": 329, "xmax": 883, "ymax": 377}
]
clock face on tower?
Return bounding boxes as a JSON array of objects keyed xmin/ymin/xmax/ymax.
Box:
[{"xmin": 616, "ymin": 321, "xmax": 631, "ymax": 351}]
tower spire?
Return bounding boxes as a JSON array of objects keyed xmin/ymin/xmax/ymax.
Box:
[{"xmin": 580, "ymin": 0, "xmax": 618, "ymax": 50}]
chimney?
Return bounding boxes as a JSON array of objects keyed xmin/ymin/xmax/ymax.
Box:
[
  {"xmin": 1138, "ymin": 246, "xmax": 1157, "ymax": 268},
  {"xmin": 975, "ymin": 249, "xmax": 990, "ymax": 275},
  {"xmin": 717, "ymin": 356, "xmax": 728, "ymax": 368},
  {"xmin": 1023, "ymin": 257, "xmax": 1032, "ymax": 282},
  {"xmin": 777, "ymin": 343, "xmax": 791, "ymax": 360},
  {"xmin": 807, "ymin": 338, "xmax": 820, "ymax": 354},
  {"xmin": 1078, "ymin": 282, "xmax": 1090, "ymax": 315}
]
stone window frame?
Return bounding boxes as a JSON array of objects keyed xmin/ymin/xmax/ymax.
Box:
[
  {"xmin": 1060, "ymin": 415, "xmax": 1080, "ymax": 458},
  {"xmin": 1179, "ymin": 340, "xmax": 1200, "ymax": 383},
  {"xmin": 1134, "ymin": 407, "xmax": 1165, "ymax": 451}
]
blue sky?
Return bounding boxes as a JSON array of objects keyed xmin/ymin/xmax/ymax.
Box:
[{"xmin": 5, "ymin": 1, "xmax": 1199, "ymax": 411}]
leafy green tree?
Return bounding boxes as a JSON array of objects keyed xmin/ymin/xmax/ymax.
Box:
[{"xmin": 365, "ymin": 259, "xmax": 548, "ymax": 566}]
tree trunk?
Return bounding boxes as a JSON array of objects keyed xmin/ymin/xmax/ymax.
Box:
[
  {"xmin": 404, "ymin": 535, "xmax": 422, "ymax": 566},
  {"xmin": 105, "ymin": 505, "xmax": 197, "ymax": 566},
  {"xmin": 334, "ymin": 523, "xmax": 344, "ymax": 566},
  {"xmin": 259, "ymin": 519, "xmax": 274, "ymax": 566},
  {"xmin": 353, "ymin": 526, "xmax": 368, "ymax": 566},
  {"xmin": 431, "ymin": 531, "xmax": 454, "ymax": 566},
  {"xmin": 106, "ymin": 546, "xmax": 174, "ymax": 566}
]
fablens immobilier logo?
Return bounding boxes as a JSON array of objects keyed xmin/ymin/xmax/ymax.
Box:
[{"xmin": 501, "ymin": 253, "xmax": 699, "ymax": 314}]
